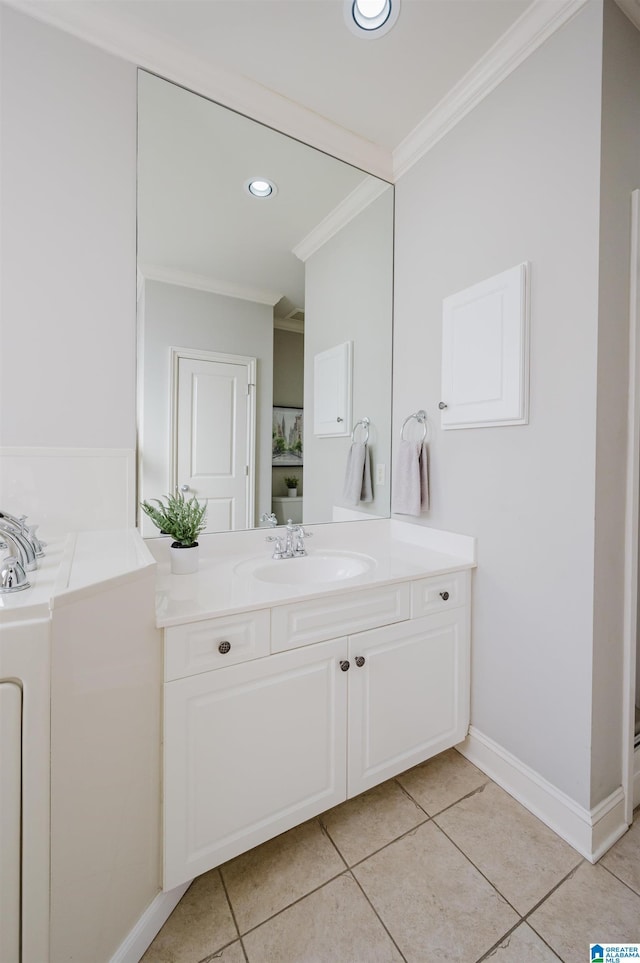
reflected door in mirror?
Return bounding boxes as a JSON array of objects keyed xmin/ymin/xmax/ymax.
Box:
[{"xmin": 174, "ymin": 351, "xmax": 256, "ymax": 532}]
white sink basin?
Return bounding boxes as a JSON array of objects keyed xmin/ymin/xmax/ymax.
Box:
[{"xmin": 234, "ymin": 550, "xmax": 375, "ymax": 586}]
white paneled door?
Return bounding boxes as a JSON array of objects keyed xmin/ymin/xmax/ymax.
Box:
[{"xmin": 173, "ymin": 350, "xmax": 256, "ymax": 533}]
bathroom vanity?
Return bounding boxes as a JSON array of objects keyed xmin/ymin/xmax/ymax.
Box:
[{"xmin": 150, "ymin": 519, "xmax": 475, "ymax": 890}]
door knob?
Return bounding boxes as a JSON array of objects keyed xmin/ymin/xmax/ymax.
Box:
[
  {"xmin": 339, "ymin": 660, "xmax": 350, "ymax": 672},
  {"xmin": 438, "ymin": 402, "xmax": 448, "ymax": 410},
  {"xmin": 440, "ymin": 591, "xmax": 449, "ymax": 601},
  {"xmin": 180, "ymin": 484, "xmax": 190, "ymax": 492},
  {"xmin": 355, "ymin": 656, "xmax": 365, "ymax": 668},
  {"xmin": 218, "ymin": 641, "xmax": 231, "ymax": 654}
]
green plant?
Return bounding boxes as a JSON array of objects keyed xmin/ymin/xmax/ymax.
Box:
[
  {"xmin": 140, "ymin": 491, "xmax": 207, "ymax": 547},
  {"xmin": 284, "ymin": 476, "xmax": 299, "ymax": 489}
]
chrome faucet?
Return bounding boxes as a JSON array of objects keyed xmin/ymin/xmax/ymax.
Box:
[
  {"xmin": 260, "ymin": 512, "xmax": 278, "ymax": 528},
  {"xmin": 0, "ymin": 521, "xmax": 38, "ymax": 572},
  {"xmin": 265, "ymin": 519, "xmax": 312, "ymax": 559},
  {"xmin": 0, "ymin": 530, "xmax": 31, "ymax": 592},
  {"xmin": 0, "ymin": 511, "xmax": 45, "ymax": 557}
]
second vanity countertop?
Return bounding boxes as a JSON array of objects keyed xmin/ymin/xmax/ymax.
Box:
[{"xmin": 148, "ymin": 518, "xmax": 476, "ymax": 628}]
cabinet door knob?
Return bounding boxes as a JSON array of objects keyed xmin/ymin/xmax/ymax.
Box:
[
  {"xmin": 438, "ymin": 402, "xmax": 448, "ymax": 410},
  {"xmin": 218, "ymin": 641, "xmax": 231, "ymax": 654},
  {"xmin": 355, "ymin": 656, "xmax": 365, "ymax": 668},
  {"xmin": 339, "ymin": 660, "xmax": 350, "ymax": 672},
  {"xmin": 336, "ymin": 417, "xmax": 343, "ymax": 423},
  {"xmin": 439, "ymin": 591, "xmax": 449, "ymax": 601}
]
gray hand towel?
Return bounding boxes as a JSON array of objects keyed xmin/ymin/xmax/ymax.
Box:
[
  {"xmin": 343, "ymin": 442, "xmax": 373, "ymax": 505},
  {"xmin": 392, "ymin": 440, "xmax": 429, "ymax": 515}
]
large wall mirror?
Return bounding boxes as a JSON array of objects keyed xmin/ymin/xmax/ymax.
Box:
[{"xmin": 137, "ymin": 70, "xmax": 394, "ymax": 536}]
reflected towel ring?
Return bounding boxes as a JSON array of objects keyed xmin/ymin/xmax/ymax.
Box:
[
  {"xmin": 401, "ymin": 409, "xmax": 427, "ymax": 442},
  {"xmin": 351, "ymin": 417, "xmax": 370, "ymax": 444}
]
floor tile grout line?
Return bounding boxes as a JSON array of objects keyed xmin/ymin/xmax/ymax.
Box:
[
  {"xmin": 343, "ymin": 813, "xmax": 433, "ymax": 871},
  {"xmin": 347, "ymin": 868, "xmax": 409, "ymax": 963},
  {"xmin": 225, "ymin": 803, "xmax": 434, "ymax": 944},
  {"xmin": 392, "ymin": 775, "xmax": 432, "ymax": 818},
  {"xmin": 429, "ymin": 818, "xmax": 527, "ymax": 919},
  {"xmin": 218, "ymin": 865, "xmax": 246, "ymax": 954},
  {"xmin": 397, "ymin": 772, "xmax": 492, "ymax": 821},
  {"xmin": 520, "ymin": 859, "xmax": 585, "ymax": 925},
  {"xmin": 473, "ymin": 920, "xmax": 527, "ymax": 963},
  {"xmin": 232, "ymin": 865, "xmax": 361, "ymax": 939},
  {"xmin": 318, "ymin": 815, "xmax": 350, "ymax": 871},
  {"xmin": 595, "ymin": 858, "xmax": 640, "ymax": 899}
]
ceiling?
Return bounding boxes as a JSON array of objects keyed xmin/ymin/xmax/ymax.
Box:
[
  {"xmin": 102, "ymin": 0, "xmax": 534, "ymax": 150},
  {"xmin": 138, "ymin": 69, "xmax": 386, "ymax": 313},
  {"xmin": 14, "ymin": 0, "xmax": 539, "ymax": 156},
  {"xmin": 15, "ymin": 0, "xmax": 628, "ymax": 314}
]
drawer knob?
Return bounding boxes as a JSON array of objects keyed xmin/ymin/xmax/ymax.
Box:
[
  {"xmin": 440, "ymin": 591, "xmax": 450, "ymax": 601},
  {"xmin": 355, "ymin": 656, "xmax": 365, "ymax": 668},
  {"xmin": 339, "ymin": 660, "xmax": 350, "ymax": 672},
  {"xmin": 218, "ymin": 641, "xmax": 231, "ymax": 654}
]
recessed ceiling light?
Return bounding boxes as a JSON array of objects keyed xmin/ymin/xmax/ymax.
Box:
[
  {"xmin": 345, "ymin": 0, "xmax": 400, "ymax": 38},
  {"xmin": 245, "ymin": 178, "xmax": 277, "ymax": 198}
]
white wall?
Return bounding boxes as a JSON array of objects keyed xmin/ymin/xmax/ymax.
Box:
[
  {"xmin": 304, "ymin": 189, "xmax": 393, "ymax": 523},
  {"xmin": 393, "ymin": 2, "xmax": 604, "ymax": 809},
  {"xmin": 0, "ymin": 5, "xmax": 137, "ymax": 533},
  {"xmin": 140, "ymin": 279, "xmax": 273, "ymax": 530},
  {"xmin": 592, "ymin": 0, "xmax": 640, "ymax": 804},
  {"xmin": 0, "ymin": 5, "xmax": 137, "ymax": 450}
]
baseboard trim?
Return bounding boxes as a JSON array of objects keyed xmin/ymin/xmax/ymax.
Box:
[
  {"xmin": 457, "ymin": 727, "xmax": 628, "ymax": 862},
  {"xmin": 634, "ymin": 745, "xmax": 640, "ymax": 809},
  {"xmin": 109, "ymin": 882, "xmax": 191, "ymax": 963}
]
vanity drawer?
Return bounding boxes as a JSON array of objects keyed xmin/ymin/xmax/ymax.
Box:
[
  {"xmin": 411, "ymin": 571, "xmax": 469, "ymax": 618},
  {"xmin": 271, "ymin": 582, "xmax": 411, "ymax": 653},
  {"xmin": 164, "ymin": 610, "xmax": 271, "ymax": 681}
]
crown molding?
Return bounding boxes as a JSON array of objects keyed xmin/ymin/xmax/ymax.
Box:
[
  {"xmin": 392, "ymin": 0, "xmax": 589, "ymax": 179},
  {"xmin": 274, "ymin": 317, "xmax": 304, "ymax": 334},
  {"xmin": 616, "ymin": 0, "xmax": 640, "ymax": 30},
  {"xmin": 5, "ymin": 0, "xmax": 393, "ymax": 181},
  {"xmin": 139, "ymin": 264, "xmax": 282, "ymax": 306},
  {"xmin": 293, "ymin": 176, "xmax": 390, "ymax": 262}
]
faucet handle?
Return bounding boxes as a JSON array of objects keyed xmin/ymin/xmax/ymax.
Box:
[
  {"xmin": 0, "ymin": 555, "xmax": 30, "ymax": 593},
  {"xmin": 265, "ymin": 534, "xmax": 286, "ymax": 559},
  {"xmin": 260, "ymin": 512, "xmax": 278, "ymax": 528}
]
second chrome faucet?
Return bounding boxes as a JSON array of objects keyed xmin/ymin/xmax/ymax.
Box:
[{"xmin": 265, "ymin": 519, "xmax": 312, "ymax": 559}]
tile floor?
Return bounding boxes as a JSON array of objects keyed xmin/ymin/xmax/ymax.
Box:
[{"xmin": 142, "ymin": 749, "xmax": 640, "ymax": 963}]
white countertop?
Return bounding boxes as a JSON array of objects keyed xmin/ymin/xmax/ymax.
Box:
[
  {"xmin": 150, "ymin": 519, "xmax": 476, "ymax": 628},
  {"xmin": 0, "ymin": 529, "xmax": 156, "ymax": 624}
]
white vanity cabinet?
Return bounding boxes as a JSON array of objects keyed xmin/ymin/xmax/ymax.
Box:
[
  {"xmin": 347, "ymin": 609, "xmax": 469, "ymax": 796},
  {"xmin": 163, "ymin": 635, "xmax": 348, "ymax": 889},
  {"xmin": 162, "ymin": 569, "xmax": 471, "ymax": 891}
]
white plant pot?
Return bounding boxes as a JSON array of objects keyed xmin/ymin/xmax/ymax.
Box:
[
  {"xmin": 287, "ymin": 488, "xmax": 298, "ymax": 497},
  {"xmin": 170, "ymin": 543, "xmax": 199, "ymax": 575}
]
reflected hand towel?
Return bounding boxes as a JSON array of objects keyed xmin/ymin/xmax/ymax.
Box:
[{"xmin": 343, "ymin": 442, "xmax": 373, "ymax": 505}]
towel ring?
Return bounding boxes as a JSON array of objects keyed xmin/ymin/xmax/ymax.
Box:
[
  {"xmin": 401, "ymin": 409, "xmax": 428, "ymax": 442},
  {"xmin": 351, "ymin": 417, "xmax": 370, "ymax": 444}
]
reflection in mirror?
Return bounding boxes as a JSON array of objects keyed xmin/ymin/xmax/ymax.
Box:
[{"xmin": 137, "ymin": 70, "xmax": 393, "ymax": 535}]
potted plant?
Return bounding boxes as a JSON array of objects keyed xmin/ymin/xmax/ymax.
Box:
[
  {"xmin": 141, "ymin": 491, "xmax": 207, "ymax": 574},
  {"xmin": 284, "ymin": 475, "xmax": 299, "ymax": 497}
]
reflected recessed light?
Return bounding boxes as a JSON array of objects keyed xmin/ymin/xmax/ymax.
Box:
[
  {"xmin": 245, "ymin": 178, "xmax": 278, "ymax": 198},
  {"xmin": 345, "ymin": 0, "xmax": 399, "ymax": 37}
]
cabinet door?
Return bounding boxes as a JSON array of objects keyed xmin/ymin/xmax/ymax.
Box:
[
  {"xmin": 164, "ymin": 638, "xmax": 348, "ymax": 889},
  {"xmin": 347, "ymin": 610, "xmax": 470, "ymax": 797}
]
